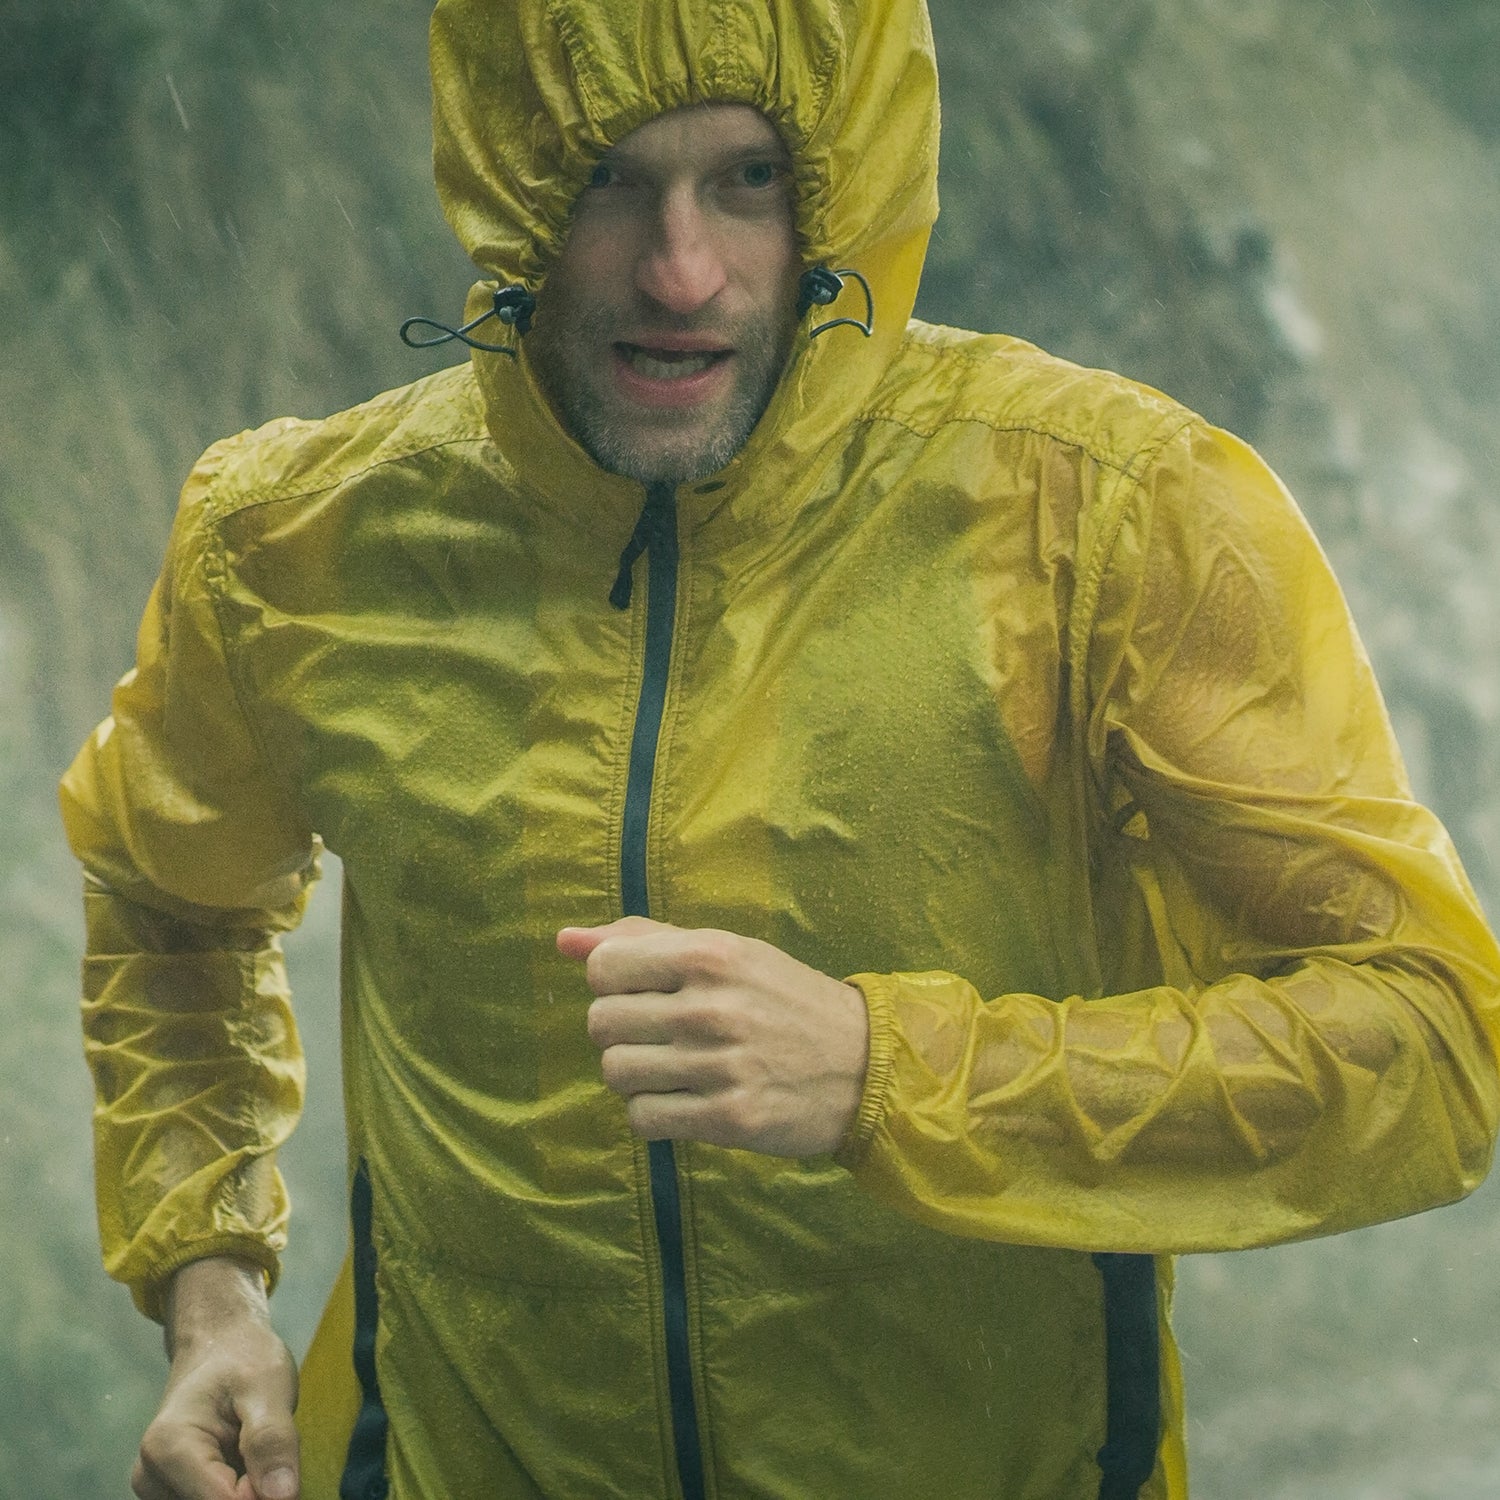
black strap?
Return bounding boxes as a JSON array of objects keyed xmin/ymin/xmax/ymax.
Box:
[
  {"xmin": 339, "ymin": 1161, "xmax": 391, "ymax": 1500},
  {"xmin": 1093, "ymin": 1252, "xmax": 1162, "ymax": 1500}
]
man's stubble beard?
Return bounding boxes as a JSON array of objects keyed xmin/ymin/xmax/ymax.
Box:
[{"xmin": 526, "ymin": 303, "xmax": 797, "ymax": 487}]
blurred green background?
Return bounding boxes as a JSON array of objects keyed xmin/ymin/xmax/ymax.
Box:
[{"xmin": 3, "ymin": 1, "xmax": 1498, "ymax": 1494}]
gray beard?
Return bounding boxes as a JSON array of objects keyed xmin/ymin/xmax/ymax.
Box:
[
  {"xmin": 528, "ymin": 309, "xmax": 794, "ymax": 487},
  {"xmin": 569, "ymin": 387, "xmax": 767, "ymax": 486}
]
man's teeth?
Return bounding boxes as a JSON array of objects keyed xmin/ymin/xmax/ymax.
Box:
[{"xmin": 623, "ymin": 346, "xmax": 723, "ymax": 380}]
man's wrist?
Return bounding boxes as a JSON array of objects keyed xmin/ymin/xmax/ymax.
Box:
[{"xmin": 163, "ymin": 1254, "xmax": 273, "ymax": 1360}]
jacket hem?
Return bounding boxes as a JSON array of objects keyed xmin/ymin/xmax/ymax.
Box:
[{"xmin": 130, "ymin": 1234, "xmax": 281, "ymax": 1324}]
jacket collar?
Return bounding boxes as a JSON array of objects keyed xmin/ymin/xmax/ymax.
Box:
[{"xmin": 468, "ymin": 226, "xmax": 929, "ymax": 544}]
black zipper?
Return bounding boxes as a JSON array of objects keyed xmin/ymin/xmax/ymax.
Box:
[{"xmin": 617, "ymin": 481, "xmax": 706, "ymax": 1500}]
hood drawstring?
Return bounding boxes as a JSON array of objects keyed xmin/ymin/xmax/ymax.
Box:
[
  {"xmin": 798, "ymin": 266, "xmax": 875, "ymax": 339},
  {"xmin": 610, "ymin": 483, "xmax": 677, "ymax": 611},
  {"xmin": 399, "ymin": 284, "xmax": 536, "ymax": 356},
  {"xmin": 403, "ymin": 267, "xmax": 870, "ymax": 354}
]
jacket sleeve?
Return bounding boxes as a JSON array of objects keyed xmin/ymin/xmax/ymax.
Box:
[
  {"xmin": 839, "ymin": 417, "xmax": 1500, "ymax": 1252},
  {"xmin": 59, "ymin": 437, "xmax": 317, "ymax": 1320}
]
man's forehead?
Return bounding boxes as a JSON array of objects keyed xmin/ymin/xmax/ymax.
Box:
[{"xmin": 602, "ymin": 103, "xmax": 790, "ymax": 171}]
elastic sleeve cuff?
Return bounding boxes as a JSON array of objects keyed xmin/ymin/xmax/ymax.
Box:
[
  {"xmin": 835, "ymin": 972, "xmax": 900, "ymax": 1168},
  {"xmin": 133, "ymin": 1235, "xmax": 282, "ymax": 1324}
]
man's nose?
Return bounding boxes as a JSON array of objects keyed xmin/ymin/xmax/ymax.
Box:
[{"xmin": 635, "ymin": 193, "xmax": 728, "ymax": 314}]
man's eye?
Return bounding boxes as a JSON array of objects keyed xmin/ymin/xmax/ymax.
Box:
[
  {"xmin": 740, "ymin": 162, "xmax": 782, "ymax": 189},
  {"xmin": 587, "ymin": 163, "xmax": 615, "ymax": 190}
]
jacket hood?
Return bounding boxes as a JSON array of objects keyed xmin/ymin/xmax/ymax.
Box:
[
  {"xmin": 431, "ymin": 0, "xmax": 940, "ymax": 298},
  {"xmin": 428, "ymin": 0, "xmax": 941, "ymax": 509}
]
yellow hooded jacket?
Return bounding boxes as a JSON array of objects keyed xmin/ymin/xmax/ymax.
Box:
[{"xmin": 61, "ymin": 1, "xmax": 1500, "ymax": 1497}]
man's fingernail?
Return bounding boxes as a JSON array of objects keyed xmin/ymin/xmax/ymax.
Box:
[{"xmin": 260, "ymin": 1468, "xmax": 297, "ymax": 1500}]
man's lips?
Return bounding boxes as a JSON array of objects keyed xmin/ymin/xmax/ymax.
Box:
[
  {"xmin": 611, "ymin": 341, "xmax": 735, "ymax": 405},
  {"xmin": 617, "ymin": 336, "xmax": 734, "ymax": 355},
  {"xmin": 614, "ymin": 340, "xmax": 735, "ymax": 376}
]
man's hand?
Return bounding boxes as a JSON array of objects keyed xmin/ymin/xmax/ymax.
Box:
[
  {"xmin": 132, "ymin": 1256, "xmax": 299, "ymax": 1500},
  {"xmin": 559, "ymin": 917, "xmax": 870, "ymax": 1157}
]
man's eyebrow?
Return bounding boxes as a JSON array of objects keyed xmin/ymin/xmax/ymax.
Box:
[
  {"xmin": 601, "ymin": 139, "xmax": 793, "ymax": 172},
  {"xmin": 719, "ymin": 142, "xmax": 794, "ymax": 167}
]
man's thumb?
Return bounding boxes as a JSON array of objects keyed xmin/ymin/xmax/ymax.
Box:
[{"xmin": 241, "ymin": 1406, "xmax": 299, "ymax": 1500}]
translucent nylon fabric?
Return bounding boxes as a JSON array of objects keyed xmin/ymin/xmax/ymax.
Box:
[
  {"xmin": 840, "ymin": 413, "xmax": 1500, "ymax": 1248},
  {"xmin": 59, "ymin": 0, "xmax": 1500, "ymax": 1496}
]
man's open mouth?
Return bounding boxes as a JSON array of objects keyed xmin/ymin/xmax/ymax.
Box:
[{"xmin": 617, "ymin": 343, "xmax": 733, "ymax": 381}]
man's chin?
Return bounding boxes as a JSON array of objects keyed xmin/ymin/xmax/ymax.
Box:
[
  {"xmin": 594, "ymin": 448, "xmax": 728, "ymax": 488},
  {"xmin": 582, "ymin": 415, "xmax": 751, "ymax": 488}
]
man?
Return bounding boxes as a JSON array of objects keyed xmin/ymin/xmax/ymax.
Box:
[{"xmin": 61, "ymin": 1, "xmax": 1500, "ymax": 1498}]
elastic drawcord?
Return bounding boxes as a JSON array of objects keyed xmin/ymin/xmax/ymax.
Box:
[
  {"xmin": 399, "ymin": 284, "xmax": 536, "ymax": 355},
  {"xmin": 797, "ymin": 266, "xmax": 875, "ymax": 339}
]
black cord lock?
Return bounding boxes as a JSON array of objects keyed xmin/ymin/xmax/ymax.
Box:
[
  {"xmin": 797, "ymin": 266, "xmax": 875, "ymax": 339},
  {"xmin": 399, "ymin": 283, "xmax": 537, "ymax": 356}
]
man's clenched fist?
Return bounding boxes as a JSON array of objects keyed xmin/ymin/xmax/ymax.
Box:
[{"xmin": 558, "ymin": 918, "xmax": 870, "ymax": 1158}]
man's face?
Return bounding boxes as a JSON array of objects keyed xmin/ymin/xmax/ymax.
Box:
[{"xmin": 526, "ymin": 104, "xmax": 801, "ymax": 487}]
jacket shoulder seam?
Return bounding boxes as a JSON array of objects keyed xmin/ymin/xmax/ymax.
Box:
[
  {"xmin": 1069, "ymin": 409, "xmax": 1200, "ymax": 668},
  {"xmin": 197, "ymin": 516, "xmax": 306, "ymax": 812},
  {"xmin": 1065, "ymin": 408, "xmax": 1202, "ymax": 796},
  {"xmin": 859, "ymin": 404, "xmax": 1195, "ymax": 482},
  {"xmin": 201, "ymin": 429, "xmax": 489, "ymax": 527},
  {"xmin": 865, "ymin": 331, "xmax": 1201, "ymax": 478}
]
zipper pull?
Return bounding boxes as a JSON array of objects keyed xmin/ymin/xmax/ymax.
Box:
[{"xmin": 609, "ymin": 484, "xmax": 676, "ymax": 610}]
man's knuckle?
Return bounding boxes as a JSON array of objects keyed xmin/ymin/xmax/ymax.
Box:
[
  {"xmin": 137, "ymin": 1422, "xmax": 173, "ymax": 1470},
  {"xmin": 599, "ymin": 1047, "xmax": 628, "ymax": 1091},
  {"xmin": 626, "ymin": 1096, "xmax": 658, "ymax": 1137},
  {"xmin": 134, "ymin": 1430, "xmax": 183, "ymax": 1495},
  {"xmin": 584, "ymin": 950, "xmax": 606, "ymax": 991},
  {"xmin": 685, "ymin": 929, "xmax": 735, "ymax": 981},
  {"xmin": 586, "ymin": 999, "xmax": 611, "ymax": 1046},
  {"xmin": 241, "ymin": 1419, "xmax": 296, "ymax": 1465},
  {"xmin": 708, "ymin": 998, "xmax": 752, "ymax": 1045},
  {"xmin": 721, "ymin": 1086, "xmax": 763, "ymax": 1138}
]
